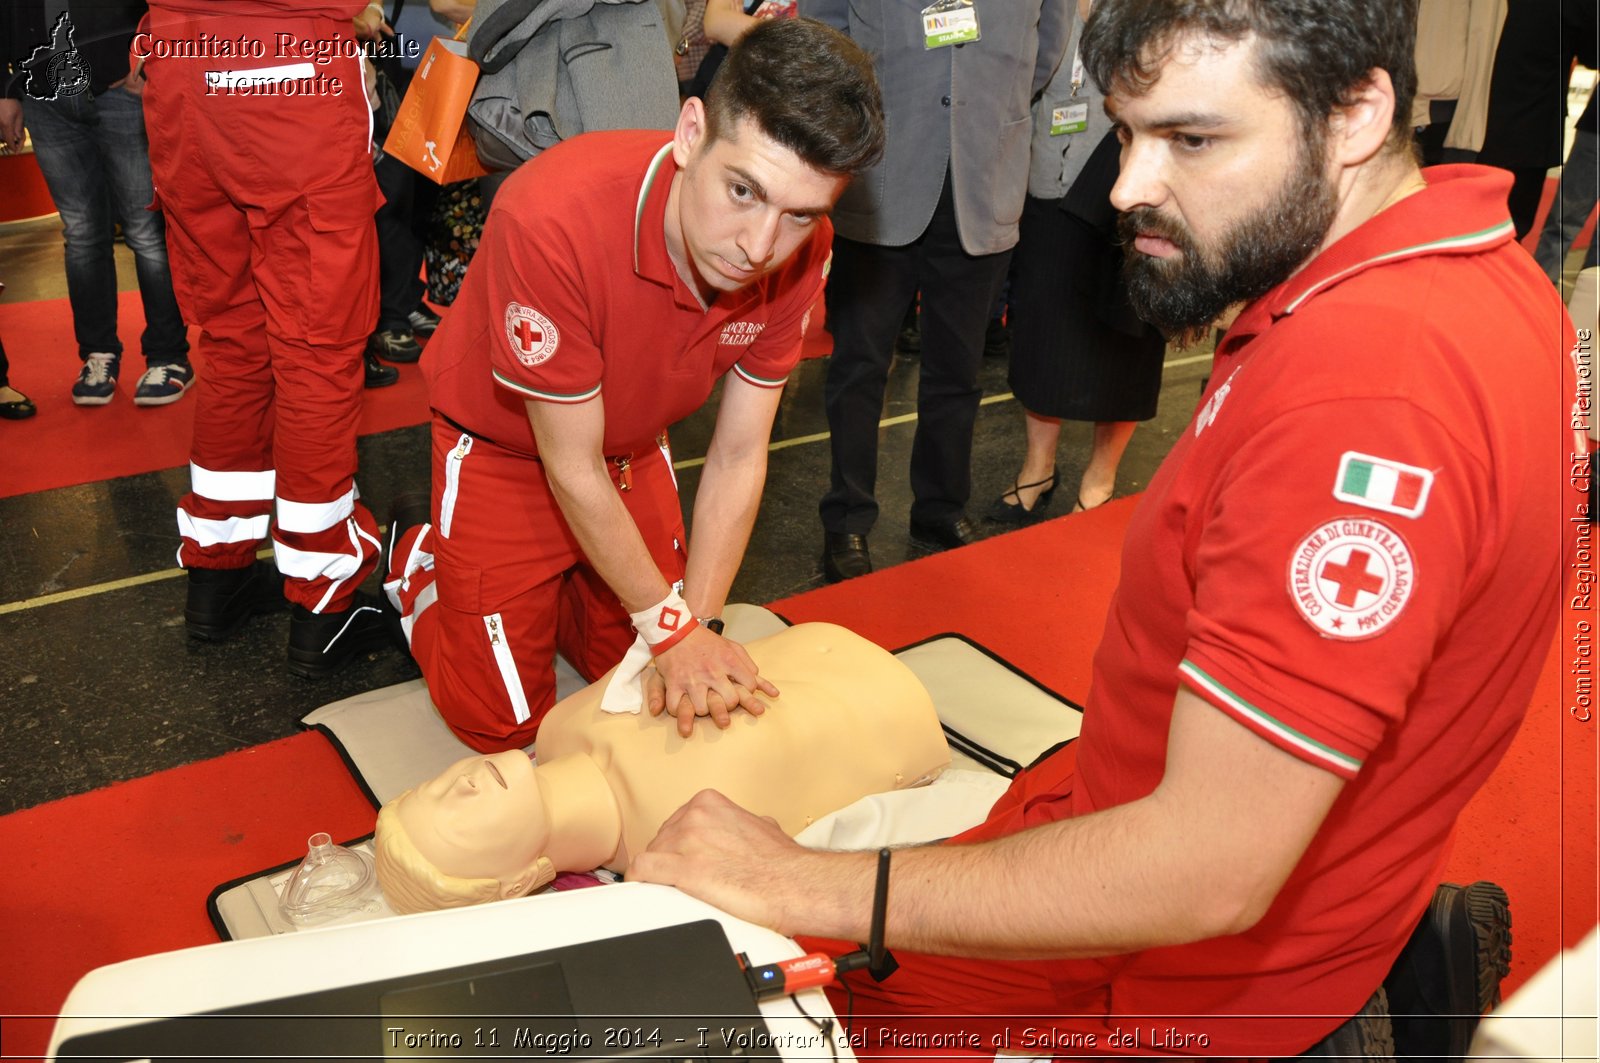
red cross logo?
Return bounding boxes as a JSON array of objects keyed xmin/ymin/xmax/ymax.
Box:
[
  {"xmin": 1320, "ymin": 549, "xmax": 1385, "ymax": 607},
  {"xmin": 657, "ymin": 606, "xmax": 682, "ymax": 633},
  {"xmin": 513, "ymin": 318, "xmax": 541, "ymax": 353},
  {"xmin": 503, "ymin": 302, "xmax": 560, "ymax": 367}
]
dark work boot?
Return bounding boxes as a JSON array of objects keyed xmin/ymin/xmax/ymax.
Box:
[
  {"xmin": 286, "ymin": 591, "xmax": 401, "ymax": 679},
  {"xmin": 185, "ymin": 561, "xmax": 285, "ymax": 641},
  {"xmin": 1385, "ymin": 881, "xmax": 1512, "ymax": 1062}
]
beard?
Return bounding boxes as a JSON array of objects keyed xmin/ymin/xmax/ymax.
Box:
[{"xmin": 1118, "ymin": 139, "xmax": 1338, "ymax": 347}]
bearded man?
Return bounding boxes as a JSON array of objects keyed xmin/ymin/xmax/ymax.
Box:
[{"xmin": 627, "ymin": 0, "xmax": 1579, "ymax": 1056}]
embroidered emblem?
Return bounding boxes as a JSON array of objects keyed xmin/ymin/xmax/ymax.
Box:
[
  {"xmin": 821, "ymin": 251, "xmax": 833, "ymax": 281},
  {"xmin": 1288, "ymin": 516, "xmax": 1416, "ymax": 640},
  {"xmin": 656, "ymin": 605, "xmax": 682, "ymax": 633},
  {"xmin": 1193, "ymin": 369, "xmax": 1237, "ymax": 438},
  {"xmin": 719, "ymin": 320, "xmax": 765, "ymax": 347},
  {"xmin": 504, "ymin": 302, "xmax": 559, "ymax": 367},
  {"xmin": 1332, "ymin": 451, "xmax": 1434, "ymax": 518}
]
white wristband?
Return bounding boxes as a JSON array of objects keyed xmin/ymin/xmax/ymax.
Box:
[{"xmin": 629, "ymin": 590, "xmax": 700, "ymax": 655}]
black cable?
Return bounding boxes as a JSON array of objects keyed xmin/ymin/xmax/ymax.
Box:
[{"xmin": 789, "ymin": 992, "xmax": 839, "ymax": 1063}]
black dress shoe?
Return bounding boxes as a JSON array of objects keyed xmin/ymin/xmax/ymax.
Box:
[
  {"xmin": 908, "ymin": 513, "xmax": 978, "ymax": 551},
  {"xmin": 186, "ymin": 561, "xmax": 285, "ymax": 641},
  {"xmin": 287, "ymin": 591, "xmax": 402, "ymax": 679},
  {"xmin": 821, "ymin": 532, "xmax": 873, "ymax": 583},
  {"xmin": 364, "ymin": 348, "xmax": 399, "ymax": 388},
  {"xmin": 0, "ymin": 391, "xmax": 36, "ymax": 420}
]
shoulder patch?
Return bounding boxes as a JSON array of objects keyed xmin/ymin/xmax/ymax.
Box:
[
  {"xmin": 504, "ymin": 302, "xmax": 559, "ymax": 367},
  {"xmin": 1287, "ymin": 516, "xmax": 1416, "ymax": 640},
  {"xmin": 1332, "ymin": 451, "xmax": 1434, "ymax": 518}
]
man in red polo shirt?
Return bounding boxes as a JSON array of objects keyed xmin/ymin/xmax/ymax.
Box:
[
  {"xmin": 631, "ymin": 0, "xmax": 1577, "ymax": 1056},
  {"xmin": 385, "ymin": 19, "xmax": 883, "ymax": 751}
]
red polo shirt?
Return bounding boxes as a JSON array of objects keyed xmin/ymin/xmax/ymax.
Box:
[
  {"xmin": 980, "ymin": 166, "xmax": 1574, "ymax": 1054},
  {"xmin": 425, "ymin": 130, "xmax": 831, "ymax": 457}
]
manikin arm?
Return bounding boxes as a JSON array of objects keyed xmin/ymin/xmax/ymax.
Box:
[
  {"xmin": 526, "ymin": 395, "xmax": 773, "ymax": 733},
  {"xmin": 629, "ymin": 686, "xmax": 1345, "ymax": 955}
]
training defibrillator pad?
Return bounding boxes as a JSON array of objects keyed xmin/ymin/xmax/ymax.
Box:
[{"xmin": 214, "ymin": 608, "xmax": 1079, "ymax": 940}]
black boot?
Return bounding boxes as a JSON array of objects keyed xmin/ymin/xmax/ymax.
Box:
[
  {"xmin": 286, "ymin": 591, "xmax": 401, "ymax": 679},
  {"xmin": 364, "ymin": 348, "xmax": 399, "ymax": 388},
  {"xmin": 186, "ymin": 561, "xmax": 284, "ymax": 641}
]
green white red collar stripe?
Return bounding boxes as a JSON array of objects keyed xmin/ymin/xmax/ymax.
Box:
[
  {"xmin": 731, "ymin": 363, "xmax": 789, "ymax": 389},
  {"xmin": 492, "ymin": 368, "xmax": 601, "ymax": 404},
  {"xmin": 634, "ymin": 142, "xmax": 676, "ymax": 275},
  {"xmin": 1179, "ymin": 659, "xmax": 1364, "ymax": 776},
  {"xmin": 1282, "ymin": 220, "xmax": 1515, "ymax": 315}
]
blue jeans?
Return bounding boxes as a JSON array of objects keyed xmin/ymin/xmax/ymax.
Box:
[
  {"xmin": 21, "ymin": 87, "xmax": 189, "ymax": 365},
  {"xmin": 1534, "ymin": 127, "xmax": 1600, "ymax": 283}
]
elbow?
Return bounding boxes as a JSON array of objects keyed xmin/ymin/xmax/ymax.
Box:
[{"xmin": 1199, "ymin": 866, "xmax": 1290, "ymax": 939}]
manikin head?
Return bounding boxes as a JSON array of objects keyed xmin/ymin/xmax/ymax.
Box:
[
  {"xmin": 1081, "ymin": 0, "xmax": 1418, "ymax": 343},
  {"xmin": 374, "ymin": 750, "xmax": 556, "ymax": 914},
  {"xmin": 665, "ymin": 17, "xmax": 884, "ymax": 299}
]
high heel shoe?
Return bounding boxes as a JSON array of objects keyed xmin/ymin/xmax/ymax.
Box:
[{"xmin": 984, "ymin": 470, "xmax": 1059, "ymax": 525}]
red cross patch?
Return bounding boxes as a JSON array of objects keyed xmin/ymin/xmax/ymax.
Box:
[
  {"xmin": 1287, "ymin": 516, "xmax": 1415, "ymax": 640},
  {"xmin": 656, "ymin": 605, "xmax": 682, "ymax": 633},
  {"xmin": 503, "ymin": 302, "xmax": 559, "ymax": 368}
]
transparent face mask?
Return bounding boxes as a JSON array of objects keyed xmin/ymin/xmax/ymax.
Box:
[{"xmin": 278, "ymin": 832, "xmax": 381, "ymax": 926}]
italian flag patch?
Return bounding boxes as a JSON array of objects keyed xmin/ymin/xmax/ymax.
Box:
[{"xmin": 1333, "ymin": 452, "xmax": 1434, "ymax": 518}]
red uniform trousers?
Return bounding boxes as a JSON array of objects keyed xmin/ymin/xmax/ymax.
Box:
[
  {"xmin": 384, "ymin": 415, "xmax": 688, "ymax": 751},
  {"xmin": 142, "ymin": 12, "xmax": 381, "ymax": 613}
]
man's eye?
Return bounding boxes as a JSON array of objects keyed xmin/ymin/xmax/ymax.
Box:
[
  {"xmin": 787, "ymin": 212, "xmax": 816, "ymax": 226},
  {"xmin": 731, "ymin": 183, "xmax": 754, "ymax": 201},
  {"xmin": 1172, "ymin": 133, "xmax": 1210, "ymax": 152}
]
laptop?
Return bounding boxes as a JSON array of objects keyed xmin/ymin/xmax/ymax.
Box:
[{"xmin": 53, "ymin": 920, "xmax": 779, "ymax": 1062}]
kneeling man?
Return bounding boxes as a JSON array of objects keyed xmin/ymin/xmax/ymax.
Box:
[{"xmin": 385, "ymin": 20, "xmax": 884, "ymax": 750}]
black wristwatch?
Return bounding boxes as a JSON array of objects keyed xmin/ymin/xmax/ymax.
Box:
[{"xmin": 699, "ymin": 616, "xmax": 725, "ymax": 635}]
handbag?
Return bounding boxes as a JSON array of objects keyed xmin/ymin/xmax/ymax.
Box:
[
  {"xmin": 423, "ymin": 179, "xmax": 486, "ymax": 306},
  {"xmin": 382, "ymin": 24, "xmax": 491, "ymax": 185}
]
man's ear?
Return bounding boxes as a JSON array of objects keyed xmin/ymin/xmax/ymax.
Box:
[
  {"xmin": 672, "ymin": 97, "xmax": 708, "ymax": 169},
  {"xmin": 501, "ymin": 856, "xmax": 557, "ymax": 900},
  {"xmin": 1329, "ymin": 68, "xmax": 1397, "ymax": 167}
]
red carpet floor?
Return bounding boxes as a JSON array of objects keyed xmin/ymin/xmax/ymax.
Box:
[
  {"xmin": 0, "ymin": 291, "xmax": 835, "ymax": 499},
  {"xmin": 1, "ymin": 498, "xmax": 1592, "ymax": 1061}
]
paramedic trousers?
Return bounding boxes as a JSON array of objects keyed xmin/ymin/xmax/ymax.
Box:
[
  {"xmin": 142, "ymin": 11, "xmax": 382, "ymax": 613},
  {"xmin": 385, "ymin": 415, "xmax": 688, "ymax": 750}
]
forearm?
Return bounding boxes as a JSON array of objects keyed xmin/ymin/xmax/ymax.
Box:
[
  {"xmin": 544, "ymin": 458, "xmax": 675, "ymax": 614},
  {"xmin": 790, "ymin": 794, "xmax": 1250, "ymax": 959},
  {"xmin": 681, "ymin": 445, "xmax": 767, "ymax": 618}
]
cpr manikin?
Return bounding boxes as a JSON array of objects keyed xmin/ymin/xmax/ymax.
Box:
[{"xmin": 375, "ymin": 623, "xmax": 950, "ymax": 913}]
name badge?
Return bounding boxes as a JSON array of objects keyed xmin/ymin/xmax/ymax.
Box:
[
  {"xmin": 1051, "ymin": 102, "xmax": 1089, "ymax": 136},
  {"xmin": 922, "ymin": 0, "xmax": 979, "ymax": 49}
]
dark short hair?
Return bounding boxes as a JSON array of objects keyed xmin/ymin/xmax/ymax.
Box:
[
  {"xmin": 1081, "ymin": 0, "xmax": 1418, "ymax": 151},
  {"xmin": 703, "ymin": 18, "xmax": 886, "ymax": 178}
]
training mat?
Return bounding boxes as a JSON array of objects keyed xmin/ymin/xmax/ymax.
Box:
[{"xmin": 214, "ymin": 606, "xmax": 1080, "ymax": 940}]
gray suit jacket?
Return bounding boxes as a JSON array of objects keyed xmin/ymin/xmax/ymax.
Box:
[{"xmin": 800, "ymin": 0, "xmax": 1072, "ymax": 254}]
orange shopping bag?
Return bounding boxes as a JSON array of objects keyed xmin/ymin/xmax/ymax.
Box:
[{"xmin": 382, "ymin": 24, "xmax": 490, "ymax": 184}]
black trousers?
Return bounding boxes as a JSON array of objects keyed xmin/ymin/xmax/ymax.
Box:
[
  {"xmin": 374, "ymin": 152, "xmax": 429, "ymax": 332},
  {"xmin": 820, "ymin": 171, "xmax": 1011, "ymax": 534}
]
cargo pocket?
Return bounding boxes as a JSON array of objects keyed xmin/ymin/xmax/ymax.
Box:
[{"xmin": 299, "ymin": 178, "xmax": 381, "ymax": 345}]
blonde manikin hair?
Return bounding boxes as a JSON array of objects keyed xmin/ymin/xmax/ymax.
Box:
[{"xmin": 373, "ymin": 792, "xmax": 557, "ymax": 915}]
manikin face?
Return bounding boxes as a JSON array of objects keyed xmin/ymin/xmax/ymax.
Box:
[
  {"xmin": 1106, "ymin": 34, "xmax": 1339, "ymax": 339},
  {"xmin": 394, "ymin": 750, "xmax": 546, "ymax": 883},
  {"xmin": 665, "ymin": 101, "xmax": 848, "ymax": 301}
]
